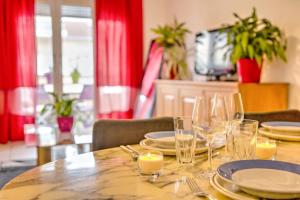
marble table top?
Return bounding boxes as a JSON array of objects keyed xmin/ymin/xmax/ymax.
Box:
[{"xmin": 1, "ymin": 141, "xmax": 300, "ymax": 200}]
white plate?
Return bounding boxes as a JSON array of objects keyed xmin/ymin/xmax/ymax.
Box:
[
  {"xmin": 210, "ymin": 174, "xmax": 258, "ymax": 200},
  {"xmin": 139, "ymin": 138, "xmax": 224, "ymax": 156},
  {"xmin": 217, "ymin": 160, "xmax": 300, "ymax": 199},
  {"xmin": 261, "ymin": 121, "xmax": 300, "ymax": 132},
  {"xmin": 144, "ymin": 131, "xmax": 175, "ymax": 147},
  {"xmin": 232, "ymin": 169, "xmax": 300, "ymax": 199},
  {"xmin": 144, "ymin": 131, "xmax": 205, "ymax": 148},
  {"xmin": 259, "ymin": 127, "xmax": 300, "ymax": 141}
]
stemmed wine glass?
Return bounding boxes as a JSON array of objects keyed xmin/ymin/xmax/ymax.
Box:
[
  {"xmin": 223, "ymin": 93, "xmax": 244, "ymax": 123},
  {"xmin": 192, "ymin": 94, "xmax": 228, "ymax": 177},
  {"xmin": 223, "ymin": 93, "xmax": 244, "ymax": 159}
]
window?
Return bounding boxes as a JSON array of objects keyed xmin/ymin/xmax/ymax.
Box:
[{"xmin": 35, "ymin": 0, "xmax": 95, "ymax": 135}]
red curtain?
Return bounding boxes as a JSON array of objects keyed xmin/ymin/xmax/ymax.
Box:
[
  {"xmin": 0, "ymin": 0, "xmax": 36, "ymax": 143},
  {"xmin": 95, "ymin": 0, "xmax": 143, "ymax": 119}
]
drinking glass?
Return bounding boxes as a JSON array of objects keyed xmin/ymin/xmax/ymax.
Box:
[
  {"xmin": 174, "ymin": 116, "xmax": 196, "ymax": 165},
  {"xmin": 223, "ymin": 93, "xmax": 244, "ymax": 159},
  {"xmin": 224, "ymin": 93, "xmax": 244, "ymax": 122},
  {"xmin": 192, "ymin": 94, "xmax": 228, "ymax": 175},
  {"xmin": 231, "ymin": 119, "xmax": 258, "ymax": 160}
]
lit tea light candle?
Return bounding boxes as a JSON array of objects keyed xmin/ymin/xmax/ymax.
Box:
[
  {"xmin": 256, "ymin": 138, "xmax": 277, "ymax": 160},
  {"xmin": 138, "ymin": 151, "xmax": 163, "ymax": 175}
]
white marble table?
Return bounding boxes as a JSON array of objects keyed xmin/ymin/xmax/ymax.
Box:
[{"xmin": 1, "ymin": 141, "xmax": 300, "ymax": 200}]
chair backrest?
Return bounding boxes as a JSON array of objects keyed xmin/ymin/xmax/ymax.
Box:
[
  {"xmin": 245, "ymin": 110, "xmax": 300, "ymax": 125},
  {"xmin": 92, "ymin": 117, "xmax": 174, "ymax": 151}
]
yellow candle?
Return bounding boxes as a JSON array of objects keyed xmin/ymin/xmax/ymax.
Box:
[
  {"xmin": 256, "ymin": 141, "xmax": 277, "ymax": 160},
  {"xmin": 138, "ymin": 152, "xmax": 163, "ymax": 174}
]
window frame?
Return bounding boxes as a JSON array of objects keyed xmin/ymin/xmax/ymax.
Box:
[{"xmin": 35, "ymin": 0, "xmax": 95, "ymax": 96}]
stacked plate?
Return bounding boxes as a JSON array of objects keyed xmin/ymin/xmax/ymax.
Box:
[
  {"xmin": 211, "ymin": 160, "xmax": 300, "ymax": 199},
  {"xmin": 258, "ymin": 121, "xmax": 300, "ymax": 141},
  {"xmin": 140, "ymin": 131, "xmax": 224, "ymax": 155}
]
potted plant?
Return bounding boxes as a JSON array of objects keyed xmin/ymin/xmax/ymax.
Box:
[
  {"xmin": 152, "ymin": 19, "xmax": 190, "ymax": 80},
  {"xmin": 42, "ymin": 93, "xmax": 76, "ymax": 133},
  {"xmin": 223, "ymin": 8, "xmax": 287, "ymax": 83}
]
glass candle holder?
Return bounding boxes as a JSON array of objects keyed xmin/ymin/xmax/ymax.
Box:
[
  {"xmin": 255, "ymin": 137, "xmax": 277, "ymax": 160},
  {"xmin": 138, "ymin": 150, "xmax": 163, "ymax": 175}
]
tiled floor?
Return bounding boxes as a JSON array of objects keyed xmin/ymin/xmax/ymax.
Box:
[
  {"xmin": 0, "ymin": 142, "xmax": 36, "ymax": 167},
  {"xmin": 0, "ymin": 140, "xmax": 91, "ymax": 168}
]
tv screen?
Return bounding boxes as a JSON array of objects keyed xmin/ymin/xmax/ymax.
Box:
[{"xmin": 194, "ymin": 28, "xmax": 234, "ymax": 76}]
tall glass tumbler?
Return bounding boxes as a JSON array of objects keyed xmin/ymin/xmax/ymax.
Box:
[
  {"xmin": 174, "ymin": 117, "xmax": 196, "ymax": 165},
  {"xmin": 231, "ymin": 119, "xmax": 258, "ymax": 160}
]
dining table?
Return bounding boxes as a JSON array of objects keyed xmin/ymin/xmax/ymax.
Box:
[{"xmin": 1, "ymin": 140, "xmax": 300, "ymax": 200}]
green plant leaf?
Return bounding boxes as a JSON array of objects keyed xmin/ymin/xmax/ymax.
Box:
[
  {"xmin": 247, "ymin": 45, "xmax": 254, "ymax": 59},
  {"xmin": 241, "ymin": 32, "xmax": 249, "ymax": 51},
  {"xmin": 224, "ymin": 7, "xmax": 287, "ymax": 64}
]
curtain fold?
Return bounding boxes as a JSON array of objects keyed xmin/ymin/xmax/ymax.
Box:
[
  {"xmin": 0, "ymin": 0, "xmax": 36, "ymax": 143},
  {"xmin": 95, "ymin": 0, "xmax": 143, "ymax": 119}
]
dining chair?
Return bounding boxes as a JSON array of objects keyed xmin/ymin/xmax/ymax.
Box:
[
  {"xmin": 92, "ymin": 117, "xmax": 174, "ymax": 151},
  {"xmin": 245, "ymin": 109, "xmax": 300, "ymax": 125}
]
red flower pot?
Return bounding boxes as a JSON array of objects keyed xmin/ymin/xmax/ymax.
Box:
[
  {"xmin": 237, "ymin": 58, "xmax": 262, "ymax": 83},
  {"xmin": 57, "ymin": 116, "xmax": 74, "ymax": 133}
]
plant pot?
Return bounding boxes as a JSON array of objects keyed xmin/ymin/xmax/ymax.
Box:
[
  {"xmin": 237, "ymin": 58, "xmax": 262, "ymax": 83},
  {"xmin": 57, "ymin": 116, "xmax": 74, "ymax": 133},
  {"xmin": 45, "ymin": 72, "xmax": 53, "ymax": 84}
]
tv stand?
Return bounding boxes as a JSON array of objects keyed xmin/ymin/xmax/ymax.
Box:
[
  {"xmin": 155, "ymin": 80, "xmax": 289, "ymax": 117},
  {"xmin": 206, "ymin": 75, "xmax": 221, "ymax": 81}
]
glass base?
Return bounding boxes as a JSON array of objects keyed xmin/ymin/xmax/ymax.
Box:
[
  {"xmin": 139, "ymin": 171, "xmax": 161, "ymax": 183},
  {"xmin": 195, "ymin": 169, "xmax": 216, "ymax": 180}
]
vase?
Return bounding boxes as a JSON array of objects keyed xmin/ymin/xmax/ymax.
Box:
[
  {"xmin": 57, "ymin": 116, "xmax": 74, "ymax": 133},
  {"xmin": 237, "ymin": 58, "xmax": 262, "ymax": 83}
]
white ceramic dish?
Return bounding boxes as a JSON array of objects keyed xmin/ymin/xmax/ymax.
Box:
[
  {"xmin": 139, "ymin": 138, "xmax": 224, "ymax": 156},
  {"xmin": 261, "ymin": 121, "xmax": 300, "ymax": 132},
  {"xmin": 144, "ymin": 131, "xmax": 205, "ymax": 148},
  {"xmin": 210, "ymin": 174, "xmax": 258, "ymax": 200},
  {"xmin": 217, "ymin": 160, "xmax": 300, "ymax": 199},
  {"xmin": 232, "ymin": 168, "xmax": 300, "ymax": 199},
  {"xmin": 258, "ymin": 127, "xmax": 300, "ymax": 141}
]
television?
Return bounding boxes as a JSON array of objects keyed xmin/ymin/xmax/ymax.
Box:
[{"xmin": 194, "ymin": 28, "xmax": 235, "ymax": 79}]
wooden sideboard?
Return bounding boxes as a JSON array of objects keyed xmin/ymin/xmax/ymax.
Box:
[{"xmin": 155, "ymin": 80, "xmax": 289, "ymax": 117}]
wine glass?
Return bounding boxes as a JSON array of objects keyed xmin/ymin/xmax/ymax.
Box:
[
  {"xmin": 223, "ymin": 93, "xmax": 244, "ymax": 123},
  {"xmin": 192, "ymin": 94, "xmax": 228, "ymax": 177},
  {"xmin": 223, "ymin": 93, "xmax": 244, "ymax": 159}
]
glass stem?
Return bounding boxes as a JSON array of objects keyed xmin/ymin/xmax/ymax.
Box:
[
  {"xmin": 208, "ymin": 141, "xmax": 213, "ymax": 171},
  {"xmin": 226, "ymin": 122, "xmax": 232, "ymax": 156}
]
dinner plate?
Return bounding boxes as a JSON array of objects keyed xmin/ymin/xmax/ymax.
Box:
[
  {"xmin": 139, "ymin": 138, "xmax": 224, "ymax": 156},
  {"xmin": 261, "ymin": 121, "xmax": 300, "ymax": 132},
  {"xmin": 210, "ymin": 173, "xmax": 258, "ymax": 200},
  {"xmin": 217, "ymin": 160, "xmax": 300, "ymax": 199},
  {"xmin": 144, "ymin": 131, "xmax": 206, "ymax": 148},
  {"xmin": 259, "ymin": 127, "xmax": 300, "ymax": 141}
]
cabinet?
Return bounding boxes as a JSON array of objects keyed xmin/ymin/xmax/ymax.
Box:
[{"xmin": 155, "ymin": 80, "xmax": 289, "ymax": 117}]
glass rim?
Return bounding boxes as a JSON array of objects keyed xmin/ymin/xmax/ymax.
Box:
[
  {"xmin": 239, "ymin": 119, "xmax": 259, "ymax": 124},
  {"xmin": 173, "ymin": 116, "xmax": 192, "ymax": 120},
  {"xmin": 138, "ymin": 150, "xmax": 163, "ymax": 156}
]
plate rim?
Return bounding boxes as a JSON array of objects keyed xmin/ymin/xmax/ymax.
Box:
[
  {"xmin": 217, "ymin": 160, "xmax": 300, "ymax": 194},
  {"xmin": 139, "ymin": 138, "xmax": 208, "ymax": 155},
  {"xmin": 210, "ymin": 173, "xmax": 257, "ymax": 200},
  {"xmin": 259, "ymin": 127, "xmax": 300, "ymax": 141},
  {"xmin": 261, "ymin": 121, "xmax": 300, "ymax": 132},
  {"xmin": 144, "ymin": 131, "xmax": 175, "ymax": 140}
]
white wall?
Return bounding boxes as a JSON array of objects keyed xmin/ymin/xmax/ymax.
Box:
[
  {"xmin": 143, "ymin": 0, "xmax": 300, "ymax": 109},
  {"xmin": 143, "ymin": 0, "xmax": 168, "ymax": 61}
]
